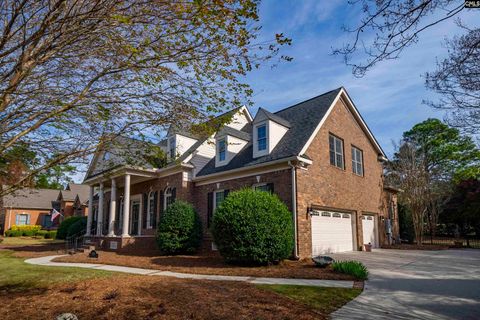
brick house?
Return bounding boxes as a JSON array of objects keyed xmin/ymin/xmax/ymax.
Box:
[
  {"xmin": 52, "ymin": 183, "xmax": 90, "ymax": 218},
  {"xmin": 83, "ymin": 87, "xmax": 399, "ymax": 258}
]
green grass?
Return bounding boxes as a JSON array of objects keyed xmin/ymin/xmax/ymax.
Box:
[
  {"xmin": 0, "ymin": 236, "xmax": 64, "ymax": 246},
  {"xmin": 0, "ymin": 250, "xmax": 111, "ymax": 293},
  {"xmin": 257, "ymin": 285, "xmax": 361, "ymax": 314}
]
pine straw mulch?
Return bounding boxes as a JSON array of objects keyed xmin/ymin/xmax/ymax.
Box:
[
  {"xmin": 53, "ymin": 250, "xmax": 355, "ymax": 280},
  {"xmin": 0, "ymin": 275, "xmax": 326, "ymax": 320}
]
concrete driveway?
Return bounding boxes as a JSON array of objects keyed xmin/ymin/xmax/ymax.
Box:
[{"xmin": 330, "ymin": 249, "xmax": 480, "ymax": 320}]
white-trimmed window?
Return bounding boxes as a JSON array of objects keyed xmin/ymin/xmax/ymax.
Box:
[
  {"xmin": 169, "ymin": 137, "xmax": 176, "ymax": 159},
  {"xmin": 257, "ymin": 124, "xmax": 267, "ymax": 151},
  {"xmin": 351, "ymin": 146, "xmax": 364, "ymax": 176},
  {"xmin": 16, "ymin": 213, "xmax": 29, "ymax": 225},
  {"xmin": 218, "ymin": 138, "xmax": 226, "ymax": 162},
  {"xmin": 147, "ymin": 191, "xmax": 155, "ymax": 229},
  {"xmin": 164, "ymin": 187, "xmax": 175, "ymax": 210},
  {"xmin": 254, "ymin": 183, "xmax": 274, "ymax": 193},
  {"xmin": 329, "ymin": 134, "xmax": 344, "ymax": 169},
  {"xmin": 214, "ymin": 190, "xmax": 226, "ymax": 210}
]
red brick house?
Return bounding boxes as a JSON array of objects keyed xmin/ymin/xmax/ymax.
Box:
[{"xmin": 83, "ymin": 87, "xmax": 399, "ymax": 258}]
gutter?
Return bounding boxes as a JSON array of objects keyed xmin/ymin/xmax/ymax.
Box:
[{"xmin": 288, "ymin": 160, "xmax": 299, "ymax": 260}]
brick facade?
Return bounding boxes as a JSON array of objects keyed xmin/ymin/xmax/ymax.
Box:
[{"xmin": 296, "ymin": 97, "xmax": 397, "ymax": 257}]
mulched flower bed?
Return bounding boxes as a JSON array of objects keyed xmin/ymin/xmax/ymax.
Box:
[
  {"xmin": 54, "ymin": 251, "xmax": 356, "ymax": 280},
  {"xmin": 0, "ymin": 275, "xmax": 326, "ymax": 320}
]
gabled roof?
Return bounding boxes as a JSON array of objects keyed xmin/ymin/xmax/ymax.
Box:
[
  {"xmin": 3, "ymin": 188, "xmax": 59, "ymax": 210},
  {"xmin": 215, "ymin": 126, "xmax": 251, "ymax": 141},
  {"xmin": 59, "ymin": 183, "xmax": 90, "ymax": 203},
  {"xmin": 254, "ymin": 108, "xmax": 291, "ymax": 128},
  {"xmin": 197, "ymin": 88, "xmax": 342, "ymax": 176}
]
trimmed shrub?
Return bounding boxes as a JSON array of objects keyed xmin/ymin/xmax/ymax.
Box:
[
  {"xmin": 56, "ymin": 216, "xmax": 84, "ymax": 239},
  {"xmin": 35, "ymin": 230, "xmax": 48, "ymax": 238},
  {"xmin": 212, "ymin": 189, "xmax": 294, "ymax": 265},
  {"xmin": 44, "ymin": 230, "xmax": 57, "ymax": 239},
  {"xmin": 332, "ymin": 261, "xmax": 369, "ymax": 280},
  {"xmin": 5, "ymin": 230, "xmax": 22, "ymax": 237},
  {"xmin": 156, "ymin": 201, "xmax": 202, "ymax": 254},
  {"xmin": 10, "ymin": 225, "xmax": 41, "ymax": 233},
  {"xmin": 66, "ymin": 217, "xmax": 87, "ymax": 238}
]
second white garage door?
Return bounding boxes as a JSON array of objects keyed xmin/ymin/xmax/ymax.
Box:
[{"xmin": 311, "ymin": 210, "xmax": 354, "ymax": 255}]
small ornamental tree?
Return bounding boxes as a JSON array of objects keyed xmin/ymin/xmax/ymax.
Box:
[
  {"xmin": 156, "ymin": 201, "xmax": 202, "ymax": 254},
  {"xmin": 212, "ymin": 189, "xmax": 294, "ymax": 265}
]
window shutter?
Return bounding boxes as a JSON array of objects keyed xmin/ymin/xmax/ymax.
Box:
[
  {"xmin": 266, "ymin": 183, "xmax": 274, "ymax": 194},
  {"xmin": 153, "ymin": 191, "xmax": 158, "ymax": 228},
  {"xmin": 207, "ymin": 192, "xmax": 213, "ymax": 228},
  {"xmin": 142, "ymin": 193, "xmax": 148, "ymax": 229},
  {"xmin": 224, "ymin": 189, "xmax": 230, "ymax": 198},
  {"xmin": 171, "ymin": 187, "xmax": 176, "ymax": 202}
]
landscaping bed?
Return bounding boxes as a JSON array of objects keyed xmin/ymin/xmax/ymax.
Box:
[
  {"xmin": 381, "ymin": 244, "xmax": 450, "ymax": 250},
  {"xmin": 0, "ymin": 247, "xmax": 360, "ymax": 320},
  {"xmin": 54, "ymin": 251, "xmax": 356, "ymax": 280}
]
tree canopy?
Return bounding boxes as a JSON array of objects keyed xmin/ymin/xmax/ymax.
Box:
[{"xmin": 0, "ymin": 0, "xmax": 291, "ymax": 196}]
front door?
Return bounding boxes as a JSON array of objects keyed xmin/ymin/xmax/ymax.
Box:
[{"xmin": 130, "ymin": 200, "xmax": 140, "ymax": 236}]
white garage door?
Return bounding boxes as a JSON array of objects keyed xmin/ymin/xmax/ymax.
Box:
[
  {"xmin": 311, "ymin": 210, "xmax": 354, "ymax": 255},
  {"xmin": 362, "ymin": 215, "xmax": 377, "ymax": 247}
]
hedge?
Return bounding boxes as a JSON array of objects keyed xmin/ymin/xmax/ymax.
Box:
[
  {"xmin": 56, "ymin": 216, "xmax": 84, "ymax": 239},
  {"xmin": 10, "ymin": 225, "xmax": 41, "ymax": 233},
  {"xmin": 66, "ymin": 217, "xmax": 87, "ymax": 238},
  {"xmin": 211, "ymin": 188, "xmax": 294, "ymax": 265},
  {"xmin": 156, "ymin": 201, "xmax": 202, "ymax": 254}
]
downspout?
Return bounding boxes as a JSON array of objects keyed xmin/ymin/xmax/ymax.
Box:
[{"xmin": 288, "ymin": 161, "xmax": 299, "ymax": 259}]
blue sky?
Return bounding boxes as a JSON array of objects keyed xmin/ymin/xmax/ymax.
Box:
[{"xmin": 244, "ymin": 0, "xmax": 478, "ymax": 157}]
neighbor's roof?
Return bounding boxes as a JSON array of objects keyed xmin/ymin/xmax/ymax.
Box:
[
  {"xmin": 59, "ymin": 183, "xmax": 90, "ymax": 203},
  {"xmin": 3, "ymin": 188, "xmax": 59, "ymax": 210},
  {"xmin": 255, "ymin": 108, "xmax": 291, "ymax": 128},
  {"xmin": 215, "ymin": 126, "xmax": 251, "ymax": 141},
  {"xmin": 197, "ymin": 88, "xmax": 342, "ymax": 176}
]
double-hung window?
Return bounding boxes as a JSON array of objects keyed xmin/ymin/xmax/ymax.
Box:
[
  {"xmin": 257, "ymin": 124, "xmax": 267, "ymax": 151},
  {"xmin": 351, "ymin": 146, "xmax": 364, "ymax": 176},
  {"xmin": 329, "ymin": 134, "xmax": 344, "ymax": 169},
  {"xmin": 214, "ymin": 190, "xmax": 225, "ymax": 209},
  {"xmin": 218, "ymin": 138, "xmax": 226, "ymax": 162},
  {"xmin": 147, "ymin": 191, "xmax": 155, "ymax": 229},
  {"xmin": 16, "ymin": 213, "xmax": 29, "ymax": 225}
]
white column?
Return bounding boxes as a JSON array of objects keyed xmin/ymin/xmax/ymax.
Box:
[
  {"xmin": 85, "ymin": 185, "xmax": 94, "ymax": 236},
  {"xmin": 96, "ymin": 182, "xmax": 104, "ymax": 236},
  {"xmin": 108, "ymin": 178, "xmax": 117, "ymax": 236},
  {"xmin": 121, "ymin": 174, "xmax": 131, "ymax": 237}
]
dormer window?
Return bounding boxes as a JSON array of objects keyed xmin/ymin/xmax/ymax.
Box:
[
  {"xmin": 218, "ymin": 138, "xmax": 226, "ymax": 162},
  {"xmin": 103, "ymin": 152, "xmax": 110, "ymax": 160},
  {"xmin": 257, "ymin": 124, "xmax": 267, "ymax": 151},
  {"xmin": 169, "ymin": 136, "xmax": 176, "ymax": 159}
]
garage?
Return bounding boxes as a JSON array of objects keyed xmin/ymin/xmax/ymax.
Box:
[
  {"xmin": 361, "ymin": 215, "xmax": 377, "ymax": 247},
  {"xmin": 311, "ymin": 210, "xmax": 355, "ymax": 255}
]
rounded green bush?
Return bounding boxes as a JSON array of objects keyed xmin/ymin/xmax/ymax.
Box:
[
  {"xmin": 156, "ymin": 201, "xmax": 202, "ymax": 254},
  {"xmin": 66, "ymin": 217, "xmax": 87, "ymax": 238},
  {"xmin": 56, "ymin": 216, "xmax": 84, "ymax": 239},
  {"xmin": 211, "ymin": 188, "xmax": 294, "ymax": 265},
  {"xmin": 36, "ymin": 230, "xmax": 48, "ymax": 238}
]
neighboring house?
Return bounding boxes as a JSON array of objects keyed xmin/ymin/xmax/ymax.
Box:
[
  {"xmin": 83, "ymin": 87, "xmax": 399, "ymax": 258},
  {"xmin": 0, "ymin": 188, "xmax": 60, "ymax": 233},
  {"xmin": 53, "ymin": 183, "xmax": 90, "ymax": 218}
]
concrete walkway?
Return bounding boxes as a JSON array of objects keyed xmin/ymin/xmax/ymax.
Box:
[
  {"xmin": 330, "ymin": 249, "xmax": 480, "ymax": 320},
  {"xmin": 25, "ymin": 255, "xmax": 354, "ymax": 288}
]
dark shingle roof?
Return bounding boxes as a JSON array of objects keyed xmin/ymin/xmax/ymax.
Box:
[
  {"xmin": 256, "ymin": 108, "xmax": 291, "ymax": 128},
  {"xmin": 215, "ymin": 126, "xmax": 251, "ymax": 141},
  {"xmin": 60, "ymin": 183, "xmax": 90, "ymax": 203},
  {"xmin": 3, "ymin": 188, "xmax": 59, "ymax": 210},
  {"xmin": 197, "ymin": 88, "xmax": 341, "ymax": 176}
]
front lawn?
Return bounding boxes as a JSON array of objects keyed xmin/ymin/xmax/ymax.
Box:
[
  {"xmin": 0, "ymin": 247, "xmax": 360, "ymax": 320},
  {"xmin": 258, "ymin": 284, "xmax": 361, "ymax": 315},
  {"xmin": 0, "ymin": 236, "xmax": 63, "ymax": 247},
  {"xmin": 0, "ymin": 250, "xmax": 111, "ymax": 294}
]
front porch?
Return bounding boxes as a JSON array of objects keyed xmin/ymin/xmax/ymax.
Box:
[{"xmin": 84, "ymin": 168, "xmax": 179, "ymax": 251}]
